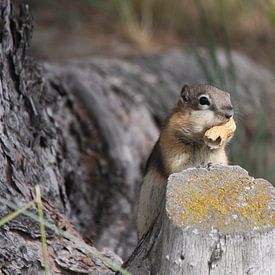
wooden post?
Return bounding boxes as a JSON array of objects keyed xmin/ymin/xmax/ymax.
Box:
[{"xmin": 125, "ymin": 165, "xmax": 275, "ymax": 275}]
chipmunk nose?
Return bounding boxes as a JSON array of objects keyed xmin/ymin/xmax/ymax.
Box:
[{"xmin": 224, "ymin": 108, "xmax": 234, "ymax": 119}]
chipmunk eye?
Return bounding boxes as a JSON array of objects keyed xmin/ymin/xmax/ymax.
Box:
[{"xmin": 199, "ymin": 96, "xmax": 210, "ymax": 106}]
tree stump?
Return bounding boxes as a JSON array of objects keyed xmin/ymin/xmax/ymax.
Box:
[{"xmin": 125, "ymin": 165, "xmax": 275, "ymax": 275}]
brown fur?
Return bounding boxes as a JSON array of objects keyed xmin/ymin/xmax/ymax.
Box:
[
  {"xmin": 137, "ymin": 84, "xmax": 234, "ymax": 239},
  {"xmin": 137, "ymin": 168, "xmax": 166, "ymax": 237}
]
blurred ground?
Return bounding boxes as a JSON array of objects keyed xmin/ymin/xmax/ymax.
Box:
[{"xmin": 13, "ymin": 0, "xmax": 275, "ymax": 71}]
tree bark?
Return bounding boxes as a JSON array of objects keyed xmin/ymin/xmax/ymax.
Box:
[
  {"xmin": 124, "ymin": 165, "xmax": 275, "ymax": 275},
  {"xmin": 0, "ymin": 1, "xmax": 122, "ymax": 273}
]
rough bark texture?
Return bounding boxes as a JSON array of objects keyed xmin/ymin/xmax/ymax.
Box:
[
  {"xmin": 0, "ymin": 1, "xmax": 121, "ymax": 274},
  {"xmin": 125, "ymin": 165, "xmax": 275, "ymax": 275}
]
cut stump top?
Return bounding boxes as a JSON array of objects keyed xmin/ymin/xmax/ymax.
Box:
[{"xmin": 166, "ymin": 165, "xmax": 275, "ymax": 234}]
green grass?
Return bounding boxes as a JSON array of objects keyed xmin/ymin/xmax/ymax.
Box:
[{"xmin": 0, "ymin": 200, "xmax": 34, "ymax": 226}]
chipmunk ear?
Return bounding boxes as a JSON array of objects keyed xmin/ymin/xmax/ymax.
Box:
[
  {"xmin": 180, "ymin": 85, "xmax": 190, "ymax": 102},
  {"xmin": 178, "ymin": 85, "xmax": 190, "ymax": 107}
]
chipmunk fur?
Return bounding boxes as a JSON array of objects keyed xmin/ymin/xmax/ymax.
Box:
[{"xmin": 137, "ymin": 84, "xmax": 235, "ymax": 239}]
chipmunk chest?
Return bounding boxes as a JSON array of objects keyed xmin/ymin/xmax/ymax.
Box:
[
  {"xmin": 192, "ymin": 147, "xmax": 211, "ymax": 165},
  {"xmin": 168, "ymin": 153, "xmax": 191, "ymax": 173}
]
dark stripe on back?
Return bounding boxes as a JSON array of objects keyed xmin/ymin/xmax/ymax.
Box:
[{"xmin": 144, "ymin": 139, "xmax": 167, "ymax": 178}]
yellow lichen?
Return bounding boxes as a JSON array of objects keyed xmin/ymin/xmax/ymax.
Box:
[{"xmin": 167, "ymin": 169, "xmax": 275, "ymax": 234}]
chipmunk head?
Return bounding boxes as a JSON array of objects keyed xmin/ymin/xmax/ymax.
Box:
[{"xmin": 172, "ymin": 84, "xmax": 234, "ymax": 141}]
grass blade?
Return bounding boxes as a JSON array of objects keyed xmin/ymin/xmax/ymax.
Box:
[
  {"xmin": 35, "ymin": 185, "xmax": 50, "ymax": 275},
  {"xmin": 0, "ymin": 200, "xmax": 34, "ymax": 227}
]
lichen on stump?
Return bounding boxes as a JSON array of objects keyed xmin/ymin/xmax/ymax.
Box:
[
  {"xmin": 160, "ymin": 165, "xmax": 275, "ymax": 274},
  {"xmin": 167, "ymin": 165, "xmax": 274, "ymax": 234},
  {"xmin": 125, "ymin": 165, "xmax": 275, "ymax": 275}
]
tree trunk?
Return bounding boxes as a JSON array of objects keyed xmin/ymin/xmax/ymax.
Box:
[
  {"xmin": 0, "ymin": 1, "xmax": 122, "ymax": 273},
  {"xmin": 124, "ymin": 165, "xmax": 275, "ymax": 275}
]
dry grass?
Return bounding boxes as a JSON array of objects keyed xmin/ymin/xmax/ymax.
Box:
[{"xmin": 110, "ymin": 0, "xmax": 275, "ymax": 50}]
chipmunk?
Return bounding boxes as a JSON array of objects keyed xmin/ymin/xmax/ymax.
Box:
[{"xmin": 137, "ymin": 84, "xmax": 235, "ymax": 239}]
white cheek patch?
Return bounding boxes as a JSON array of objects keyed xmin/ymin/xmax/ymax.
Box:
[
  {"xmin": 190, "ymin": 110, "xmax": 216, "ymax": 133},
  {"xmin": 199, "ymin": 104, "xmax": 210, "ymax": 110}
]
